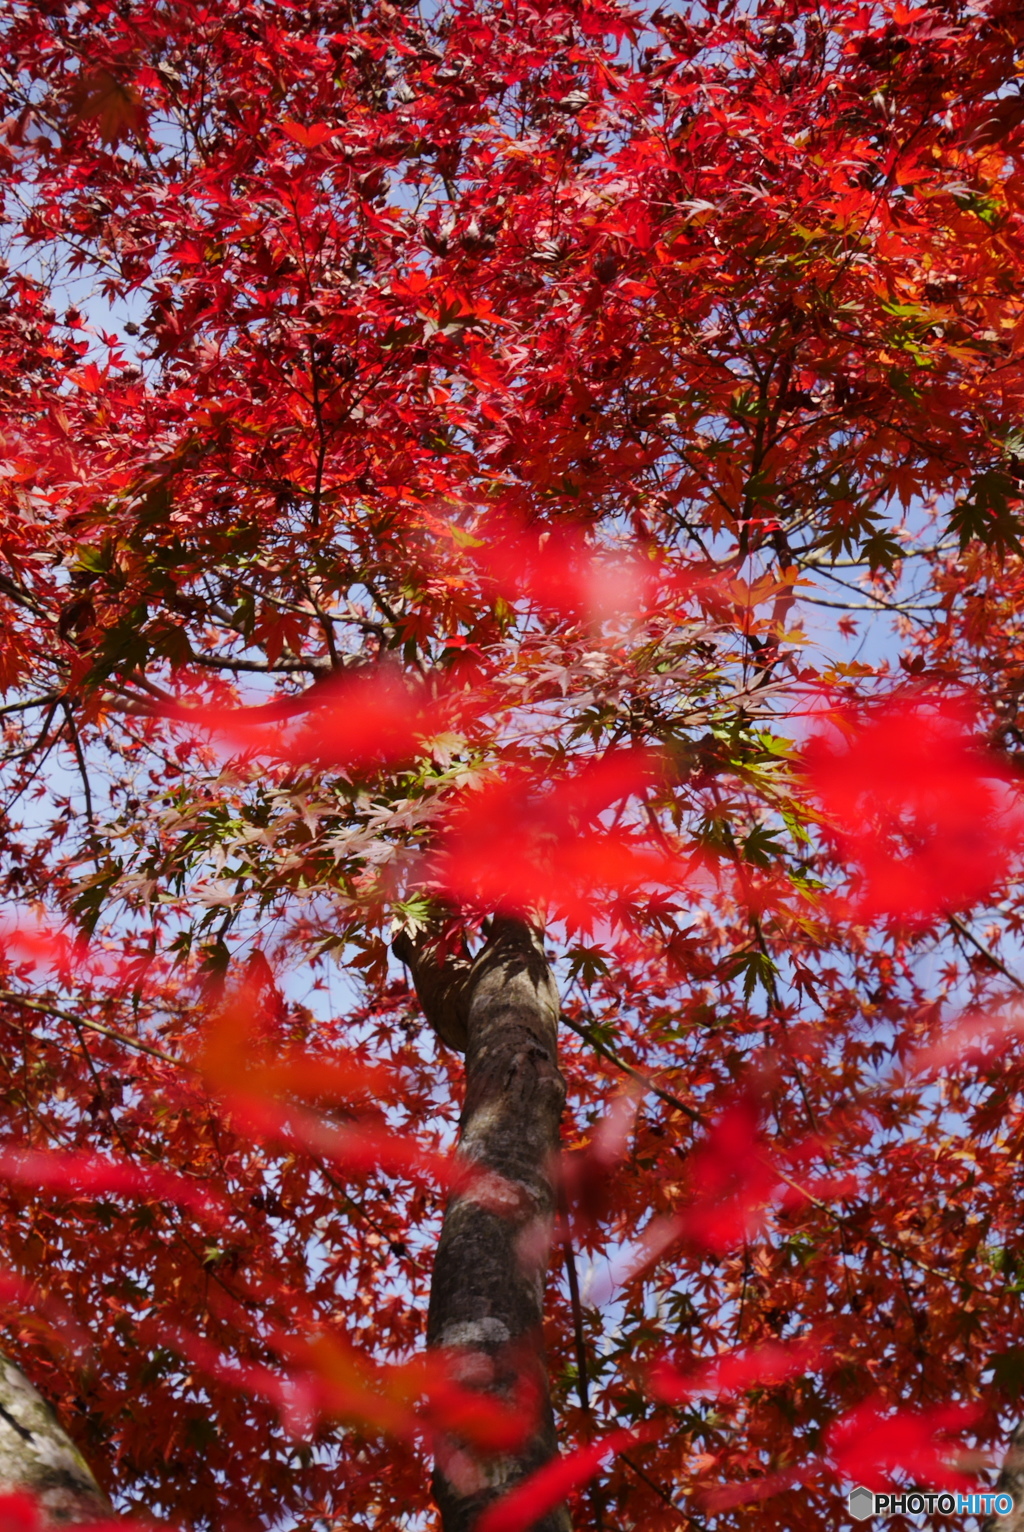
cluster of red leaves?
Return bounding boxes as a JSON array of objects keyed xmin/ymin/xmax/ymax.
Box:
[
  {"xmin": 160, "ymin": 688, "xmax": 697, "ymax": 924},
  {"xmin": 805, "ymin": 698, "xmax": 1023, "ymax": 921},
  {"xmin": 3, "ymin": 873, "xmax": 1024, "ymax": 1526},
  {"xmin": 164, "ymin": 680, "xmax": 1024, "ymax": 932},
  {"xmin": 1, "ymin": 0, "xmax": 1024, "ymax": 1527},
  {"xmin": 0, "ymin": 955, "xmax": 461, "ymax": 1524}
]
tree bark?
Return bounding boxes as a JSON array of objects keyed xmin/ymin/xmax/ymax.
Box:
[
  {"xmin": 397, "ymin": 915, "xmax": 571, "ymax": 1532},
  {"xmin": 985, "ymin": 1420, "xmax": 1024, "ymax": 1531},
  {"xmin": 0, "ymin": 1354, "xmax": 113, "ymax": 1523}
]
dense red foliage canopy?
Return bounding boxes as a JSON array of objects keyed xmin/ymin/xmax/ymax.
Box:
[{"xmin": 2, "ymin": 0, "xmax": 1024, "ymax": 1527}]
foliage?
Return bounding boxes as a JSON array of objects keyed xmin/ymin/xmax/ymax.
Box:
[{"xmin": 1, "ymin": 0, "xmax": 1024, "ymax": 1526}]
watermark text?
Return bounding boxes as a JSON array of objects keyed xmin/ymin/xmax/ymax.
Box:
[{"xmin": 848, "ymin": 1487, "xmax": 1014, "ymax": 1519}]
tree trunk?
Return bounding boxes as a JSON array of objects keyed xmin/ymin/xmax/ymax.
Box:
[
  {"xmin": 985, "ymin": 1421, "xmax": 1024, "ymax": 1531},
  {"xmin": 0, "ymin": 1354, "xmax": 113, "ymax": 1523},
  {"xmin": 396, "ymin": 916, "xmax": 571, "ymax": 1532}
]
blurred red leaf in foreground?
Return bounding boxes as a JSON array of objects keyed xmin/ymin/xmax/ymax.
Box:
[
  {"xmin": 470, "ymin": 515, "xmax": 660, "ymax": 624},
  {"xmin": 164, "ymin": 1319, "xmax": 539, "ymax": 1452},
  {"xmin": 465, "ymin": 513, "xmax": 725, "ymax": 629},
  {"xmin": 432, "ymin": 749, "xmax": 686, "ymax": 922},
  {"xmin": 684, "ymin": 1093, "xmax": 779, "ymax": 1253},
  {"xmin": 163, "ymin": 666, "xmax": 466, "ymax": 774},
  {"xmin": 650, "ymin": 1332, "xmax": 826, "ymax": 1404},
  {"xmin": 476, "ymin": 1429, "xmax": 639, "ymax": 1532},
  {"xmin": 0, "ymin": 1149, "xmax": 226, "ymax": 1223},
  {"xmin": 907, "ymin": 1008, "xmax": 1024, "ymax": 1075},
  {"xmin": 200, "ymin": 984, "xmax": 460, "ymax": 1189},
  {"xmin": 699, "ymin": 1467, "xmax": 806, "ymax": 1513},
  {"xmin": 0, "ymin": 1492, "xmax": 141, "ymax": 1531},
  {"xmin": 805, "ymin": 698, "xmax": 1020, "ymax": 920},
  {"xmin": 559, "ymin": 1090, "xmax": 640, "ymax": 1233},
  {"xmin": 827, "ymin": 1401, "xmax": 983, "ymax": 1490}
]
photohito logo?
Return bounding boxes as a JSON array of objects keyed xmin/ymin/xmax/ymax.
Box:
[{"xmin": 848, "ymin": 1487, "xmax": 1014, "ymax": 1520}]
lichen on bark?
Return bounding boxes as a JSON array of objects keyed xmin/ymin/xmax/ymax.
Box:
[{"xmin": 0, "ymin": 1353, "xmax": 113, "ymax": 1524}]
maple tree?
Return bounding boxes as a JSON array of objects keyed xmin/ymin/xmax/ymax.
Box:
[{"xmin": 1, "ymin": 0, "xmax": 1024, "ymax": 1527}]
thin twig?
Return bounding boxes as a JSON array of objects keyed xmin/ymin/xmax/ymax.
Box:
[
  {"xmin": 620, "ymin": 1450, "xmax": 705, "ymax": 1527},
  {"xmin": 561, "ymin": 1220, "xmax": 591, "ymax": 1413},
  {"xmin": 0, "ymin": 693, "xmax": 60, "ymax": 717},
  {"xmin": 560, "ymin": 1222, "xmax": 610, "ymax": 1527},
  {"xmin": 946, "ymin": 912, "xmax": 1024, "ymax": 993},
  {"xmin": 0, "ymin": 991, "xmax": 186, "ymax": 1067},
  {"xmin": 187, "ymin": 652, "xmax": 328, "ymax": 675},
  {"xmin": 62, "ymin": 700, "xmax": 95, "ymax": 836},
  {"xmin": 561, "ymin": 1014, "xmax": 705, "ymax": 1125}
]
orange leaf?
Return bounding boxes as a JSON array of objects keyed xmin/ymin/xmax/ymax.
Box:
[
  {"xmin": 280, "ymin": 120, "xmax": 334, "ymax": 148},
  {"xmin": 71, "ymin": 70, "xmax": 143, "ymax": 145}
]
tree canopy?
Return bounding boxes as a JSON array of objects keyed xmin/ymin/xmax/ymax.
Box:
[{"xmin": 2, "ymin": 0, "xmax": 1024, "ymax": 1527}]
